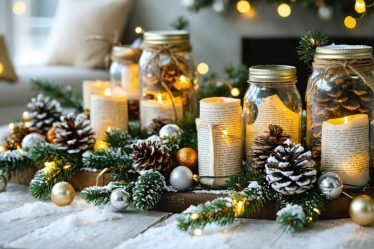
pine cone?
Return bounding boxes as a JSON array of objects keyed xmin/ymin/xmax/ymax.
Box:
[
  {"xmin": 265, "ymin": 139, "xmax": 317, "ymax": 195},
  {"xmin": 132, "ymin": 139, "xmax": 172, "ymax": 176},
  {"xmin": 251, "ymin": 124, "xmax": 289, "ymax": 171},
  {"xmin": 4, "ymin": 123, "xmax": 30, "ymax": 150},
  {"xmin": 53, "ymin": 113, "xmax": 95, "ymax": 153},
  {"xmin": 27, "ymin": 94, "xmax": 63, "ymax": 134},
  {"xmin": 148, "ymin": 118, "xmax": 171, "ymax": 133}
]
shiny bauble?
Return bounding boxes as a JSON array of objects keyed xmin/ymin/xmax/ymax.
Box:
[
  {"xmin": 170, "ymin": 166, "xmax": 193, "ymax": 191},
  {"xmin": 21, "ymin": 133, "xmax": 46, "ymax": 150},
  {"xmin": 176, "ymin": 147, "xmax": 198, "ymax": 170},
  {"xmin": 110, "ymin": 189, "xmax": 131, "ymax": 212},
  {"xmin": 159, "ymin": 124, "xmax": 182, "ymax": 142},
  {"xmin": 0, "ymin": 174, "xmax": 7, "ymax": 192},
  {"xmin": 318, "ymin": 172, "xmax": 343, "ymax": 200},
  {"xmin": 51, "ymin": 182, "xmax": 75, "ymax": 207},
  {"xmin": 349, "ymin": 195, "xmax": 374, "ymax": 226},
  {"xmin": 46, "ymin": 127, "xmax": 56, "ymax": 144}
]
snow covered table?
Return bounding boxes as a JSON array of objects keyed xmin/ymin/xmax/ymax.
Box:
[{"xmin": 1, "ymin": 184, "xmax": 374, "ymax": 249}]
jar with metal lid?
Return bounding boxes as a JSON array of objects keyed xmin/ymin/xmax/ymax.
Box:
[
  {"xmin": 110, "ymin": 46, "xmax": 142, "ymax": 120},
  {"xmin": 244, "ymin": 65, "xmax": 302, "ymax": 167},
  {"xmin": 139, "ymin": 30, "xmax": 197, "ymax": 131},
  {"xmin": 306, "ymin": 45, "xmax": 374, "ymax": 187}
]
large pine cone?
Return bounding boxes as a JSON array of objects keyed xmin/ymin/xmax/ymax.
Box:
[
  {"xmin": 27, "ymin": 94, "xmax": 62, "ymax": 135},
  {"xmin": 132, "ymin": 140, "xmax": 172, "ymax": 176},
  {"xmin": 4, "ymin": 123, "xmax": 30, "ymax": 150},
  {"xmin": 251, "ymin": 124, "xmax": 289, "ymax": 171},
  {"xmin": 265, "ymin": 139, "xmax": 317, "ymax": 195},
  {"xmin": 53, "ymin": 113, "xmax": 95, "ymax": 153}
]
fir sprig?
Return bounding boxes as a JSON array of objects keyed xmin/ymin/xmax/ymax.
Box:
[
  {"xmin": 31, "ymin": 79, "xmax": 83, "ymax": 112},
  {"xmin": 170, "ymin": 16, "xmax": 190, "ymax": 30},
  {"xmin": 132, "ymin": 171, "xmax": 165, "ymax": 210},
  {"xmin": 0, "ymin": 150, "xmax": 35, "ymax": 175},
  {"xmin": 297, "ymin": 31, "xmax": 329, "ymax": 65},
  {"xmin": 28, "ymin": 143, "xmax": 81, "ymax": 167},
  {"xmin": 276, "ymin": 204, "xmax": 307, "ymax": 233},
  {"xmin": 80, "ymin": 182, "xmax": 128, "ymax": 206}
]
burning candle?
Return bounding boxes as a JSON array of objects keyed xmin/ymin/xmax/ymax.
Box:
[
  {"xmin": 321, "ymin": 114, "xmax": 369, "ymax": 187},
  {"xmin": 82, "ymin": 80, "xmax": 111, "ymax": 111},
  {"xmin": 91, "ymin": 88, "xmax": 128, "ymax": 140}
]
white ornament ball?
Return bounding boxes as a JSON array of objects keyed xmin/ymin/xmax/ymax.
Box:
[
  {"xmin": 110, "ymin": 189, "xmax": 131, "ymax": 212},
  {"xmin": 170, "ymin": 166, "xmax": 193, "ymax": 191},
  {"xmin": 0, "ymin": 174, "xmax": 7, "ymax": 192},
  {"xmin": 21, "ymin": 133, "xmax": 46, "ymax": 150},
  {"xmin": 159, "ymin": 124, "xmax": 182, "ymax": 142}
]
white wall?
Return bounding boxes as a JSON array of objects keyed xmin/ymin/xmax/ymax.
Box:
[{"xmin": 125, "ymin": 0, "xmax": 374, "ymax": 74}]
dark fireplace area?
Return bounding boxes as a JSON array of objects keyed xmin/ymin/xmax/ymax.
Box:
[{"xmin": 242, "ymin": 37, "xmax": 374, "ymax": 107}]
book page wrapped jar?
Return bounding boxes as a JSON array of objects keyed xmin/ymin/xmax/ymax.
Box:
[
  {"xmin": 306, "ymin": 45, "xmax": 374, "ymax": 188},
  {"xmin": 139, "ymin": 30, "xmax": 197, "ymax": 131},
  {"xmin": 243, "ymin": 65, "xmax": 302, "ymax": 169},
  {"xmin": 110, "ymin": 46, "xmax": 142, "ymax": 120}
]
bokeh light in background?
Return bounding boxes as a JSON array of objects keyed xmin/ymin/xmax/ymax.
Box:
[
  {"xmin": 197, "ymin": 63, "xmax": 209, "ymax": 75},
  {"xmin": 277, "ymin": 3, "xmax": 292, "ymax": 18},
  {"xmin": 344, "ymin": 16, "xmax": 357, "ymax": 29},
  {"xmin": 135, "ymin": 26, "xmax": 144, "ymax": 34},
  {"xmin": 12, "ymin": 1, "xmax": 27, "ymax": 15},
  {"xmin": 236, "ymin": 0, "xmax": 251, "ymax": 14},
  {"xmin": 0, "ymin": 63, "xmax": 3, "ymax": 75},
  {"xmin": 355, "ymin": 0, "xmax": 366, "ymax": 13}
]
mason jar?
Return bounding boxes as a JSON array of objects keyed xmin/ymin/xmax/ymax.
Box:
[
  {"xmin": 110, "ymin": 46, "xmax": 142, "ymax": 120},
  {"xmin": 244, "ymin": 65, "xmax": 302, "ymax": 168},
  {"xmin": 306, "ymin": 45, "xmax": 374, "ymax": 187},
  {"xmin": 139, "ymin": 30, "xmax": 197, "ymax": 131}
]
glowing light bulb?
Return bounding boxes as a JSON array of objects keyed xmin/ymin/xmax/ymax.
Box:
[
  {"xmin": 157, "ymin": 93, "xmax": 163, "ymax": 103},
  {"xmin": 192, "ymin": 228, "xmax": 202, "ymax": 236},
  {"xmin": 12, "ymin": 1, "xmax": 26, "ymax": 15},
  {"xmin": 22, "ymin": 111, "xmax": 30, "ymax": 120},
  {"xmin": 0, "ymin": 146, "xmax": 6, "ymax": 152},
  {"xmin": 222, "ymin": 129, "xmax": 228, "ymax": 136},
  {"xmin": 8, "ymin": 123, "xmax": 15, "ymax": 130},
  {"xmin": 344, "ymin": 116, "xmax": 349, "ymax": 124},
  {"xmin": 44, "ymin": 161, "xmax": 56, "ymax": 168},
  {"xmin": 344, "ymin": 16, "xmax": 357, "ymax": 29},
  {"xmin": 135, "ymin": 26, "xmax": 144, "ymax": 34},
  {"xmin": 94, "ymin": 140, "xmax": 108, "ymax": 151},
  {"xmin": 355, "ymin": 0, "xmax": 366, "ymax": 13},
  {"xmin": 104, "ymin": 88, "xmax": 111, "ymax": 96},
  {"xmin": 197, "ymin": 63, "xmax": 209, "ymax": 75},
  {"xmin": 231, "ymin": 88, "xmax": 240, "ymax": 97},
  {"xmin": 25, "ymin": 121, "xmax": 32, "ymax": 128},
  {"xmin": 236, "ymin": 0, "xmax": 251, "ymax": 14},
  {"xmin": 179, "ymin": 75, "xmax": 187, "ymax": 82},
  {"xmin": 190, "ymin": 213, "xmax": 200, "ymax": 220},
  {"xmin": 0, "ymin": 63, "xmax": 3, "ymax": 75},
  {"xmin": 277, "ymin": 3, "xmax": 292, "ymax": 18}
]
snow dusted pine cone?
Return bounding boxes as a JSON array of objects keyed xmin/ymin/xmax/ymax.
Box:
[
  {"xmin": 27, "ymin": 94, "xmax": 63, "ymax": 135},
  {"xmin": 251, "ymin": 124, "xmax": 289, "ymax": 171},
  {"xmin": 265, "ymin": 139, "xmax": 317, "ymax": 195},
  {"xmin": 53, "ymin": 113, "xmax": 95, "ymax": 154},
  {"xmin": 132, "ymin": 140, "xmax": 172, "ymax": 176},
  {"xmin": 4, "ymin": 122, "xmax": 30, "ymax": 150}
]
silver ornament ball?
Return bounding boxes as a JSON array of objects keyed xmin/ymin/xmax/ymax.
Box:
[
  {"xmin": 110, "ymin": 189, "xmax": 131, "ymax": 212},
  {"xmin": 170, "ymin": 166, "xmax": 193, "ymax": 191},
  {"xmin": 0, "ymin": 174, "xmax": 7, "ymax": 192},
  {"xmin": 318, "ymin": 172, "xmax": 343, "ymax": 200},
  {"xmin": 21, "ymin": 133, "xmax": 46, "ymax": 150},
  {"xmin": 159, "ymin": 124, "xmax": 182, "ymax": 142}
]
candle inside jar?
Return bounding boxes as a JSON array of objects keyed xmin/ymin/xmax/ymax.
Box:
[
  {"xmin": 82, "ymin": 80, "xmax": 111, "ymax": 111},
  {"xmin": 321, "ymin": 114, "xmax": 369, "ymax": 187},
  {"xmin": 140, "ymin": 92, "xmax": 183, "ymax": 130}
]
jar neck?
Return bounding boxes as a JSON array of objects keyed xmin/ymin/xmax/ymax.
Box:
[{"xmin": 249, "ymin": 81, "xmax": 297, "ymax": 87}]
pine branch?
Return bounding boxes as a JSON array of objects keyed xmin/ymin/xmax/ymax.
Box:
[
  {"xmin": 105, "ymin": 129, "xmax": 134, "ymax": 150},
  {"xmin": 81, "ymin": 182, "xmax": 133, "ymax": 206},
  {"xmin": 224, "ymin": 171, "xmax": 265, "ymax": 191},
  {"xmin": 0, "ymin": 150, "xmax": 35, "ymax": 175},
  {"xmin": 132, "ymin": 171, "xmax": 165, "ymax": 210},
  {"xmin": 276, "ymin": 204, "xmax": 307, "ymax": 233},
  {"xmin": 170, "ymin": 16, "xmax": 190, "ymax": 30},
  {"xmin": 128, "ymin": 122, "xmax": 150, "ymax": 139},
  {"xmin": 31, "ymin": 79, "xmax": 83, "ymax": 112},
  {"xmin": 28, "ymin": 143, "xmax": 81, "ymax": 167},
  {"xmin": 29, "ymin": 166, "xmax": 74, "ymax": 200},
  {"xmin": 297, "ymin": 31, "xmax": 329, "ymax": 65},
  {"xmin": 176, "ymin": 112, "xmax": 198, "ymax": 150}
]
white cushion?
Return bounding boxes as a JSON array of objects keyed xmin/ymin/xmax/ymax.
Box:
[{"xmin": 46, "ymin": 0, "xmax": 133, "ymax": 69}]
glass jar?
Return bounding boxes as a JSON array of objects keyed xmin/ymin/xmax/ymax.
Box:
[
  {"xmin": 139, "ymin": 30, "xmax": 197, "ymax": 131},
  {"xmin": 306, "ymin": 45, "xmax": 374, "ymax": 187},
  {"xmin": 110, "ymin": 46, "xmax": 142, "ymax": 120},
  {"xmin": 244, "ymin": 65, "xmax": 302, "ymax": 166}
]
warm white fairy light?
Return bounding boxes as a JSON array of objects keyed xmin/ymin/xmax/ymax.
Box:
[
  {"xmin": 135, "ymin": 26, "xmax": 144, "ymax": 34},
  {"xmin": 104, "ymin": 88, "xmax": 111, "ymax": 96},
  {"xmin": 13, "ymin": 1, "xmax": 27, "ymax": 15},
  {"xmin": 236, "ymin": 0, "xmax": 251, "ymax": 14},
  {"xmin": 231, "ymin": 88, "xmax": 240, "ymax": 97},
  {"xmin": 190, "ymin": 213, "xmax": 200, "ymax": 220},
  {"xmin": 355, "ymin": 0, "xmax": 366, "ymax": 13},
  {"xmin": 0, "ymin": 63, "xmax": 3, "ymax": 75},
  {"xmin": 344, "ymin": 16, "xmax": 357, "ymax": 29},
  {"xmin": 22, "ymin": 111, "xmax": 30, "ymax": 120},
  {"xmin": 192, "ymin": 228, "xmax": 202, "ymax": 236},
  {"xmin": 277, "ymin": 3, "xmax": 292, "ymax": 17},
  {"xmin": 8, "ymin": 123, "xmax": 15, "ymax": 130},
  {"xmin": 197, "ymin": 63, "xmax": 209, "ymax": 75}
]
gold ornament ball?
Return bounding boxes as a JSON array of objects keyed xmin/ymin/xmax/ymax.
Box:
[
  {"xmin": 349, "ymin": 195, "xmax": 374, "ymax": 226},
  {"xmin": 176, "ymin": 147, "xmax": 198, "ymax": 170},
  {"xmin": 51, "ymin": 182, "xmax": 75, "ymax": 207}
]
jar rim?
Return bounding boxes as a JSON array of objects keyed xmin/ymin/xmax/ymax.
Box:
[
  {"xmin": 143, "ymin": 30, "xmax": 190, "ymax": 45},
  {"xmin": 248, "ymin": 65, "xmax": 297, "ymax": 83},
  {"xmin": 315, "ymin": 44, "xmax": 373, "ymax": 59},
  {"xmin": 112, "ymin": 46, "xmax": 142, "ymax": 62}
]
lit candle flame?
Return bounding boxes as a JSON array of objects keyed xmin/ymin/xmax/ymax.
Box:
[
  {"xmin": 344, "ymin": 116, "xmax": 349, "ymax": 124},
  {"xmin": 104, "ymin": 88, "xmax": 111, "ymax": 96},
  {"xmin": 157, "ymin": 93, "xmax": 163, "ymax": 103}
]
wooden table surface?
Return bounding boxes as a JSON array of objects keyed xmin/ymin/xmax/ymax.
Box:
[{"xmin": 1, "ymin": 184, "xmax": 374, "ymax": 249}]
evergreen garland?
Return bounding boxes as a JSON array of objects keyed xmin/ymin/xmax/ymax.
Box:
[
  {"xmin": 0, "ymin": 150, "xmax": 35, "ymax": 175},
  {"xmin": 81, "ymin": 182, "xmax": 128, "ymax": 206},
  {"xmin": 170, "ymin": 16, "xmax": 190, "ymax": 30},
  {"xmin": 31, "ymin": 79, "xmax": 83, "ymax": 112},
  {"xmin": 132, "ymin": 171, "xmax": 165, "ymax": 210}
]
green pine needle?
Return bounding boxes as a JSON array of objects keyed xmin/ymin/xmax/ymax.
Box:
[
  {"xmin": 28, "ymin": 143, "xmax": 81, "ymax": 167},
  {"xmin": 31, "ymin": 79, "xmax": 83, "ymax": 112},
  {"xmin": 297, "ymin": 31, "xmax": 329, "ymax": 65},
  {"xmin": 170, "ymin": 16, "xmax": 190, "ymax": 30},
  {"xmin": 81, "ymin": 182, "xmax": 132, "ymax": 206},
  {"xmin": 276, "ymin": 204, "xmax": 307, "ymax": 233},
  {"xmin": 132, "ymin": 171, "xmax": 165, "ymax": 210},
  {"xmin": 0, "ymin": 150, "xmax": 35, "ymax": 175}
]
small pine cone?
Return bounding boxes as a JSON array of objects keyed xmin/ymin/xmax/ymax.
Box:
[
  {"xmin": 132, "ymin": 139, "xmax": 172, "ymax": 176},
  {"xmin": 265, "ymin": 139, "xmax": 317, "ymax": 195},
  {"xmin": 148, "ymin": 118, "xmax": 171, "ymax": 133},
  {"xmin": 251, "ymin": 124, "xmax": 289, "ymax": 170},
  {"xmin": 27, "ymin": 94, "xmax": 63, "ymax": 134},
  {"xmin": 4, "ymin": 123, "xmax": 30, "ymax": 150},
  {"xmin": 53, "ymin": 113, "xmax": 95, "ymax": 153}
]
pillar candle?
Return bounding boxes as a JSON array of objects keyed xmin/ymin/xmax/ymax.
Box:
[
  {"xmin": 321, "ymin": 114, "xmax": 369, "ymax": 187},
  {"xmin": 91, "ymin": 89, "xmax": 128, "ymax": 140},
  {"xmin": 196, "ymin": 97, "xmax": 243, "ymax": 187},
  {"xmin": 82, "ymin": 80, "xmax": 111, "ymax": 111}
]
